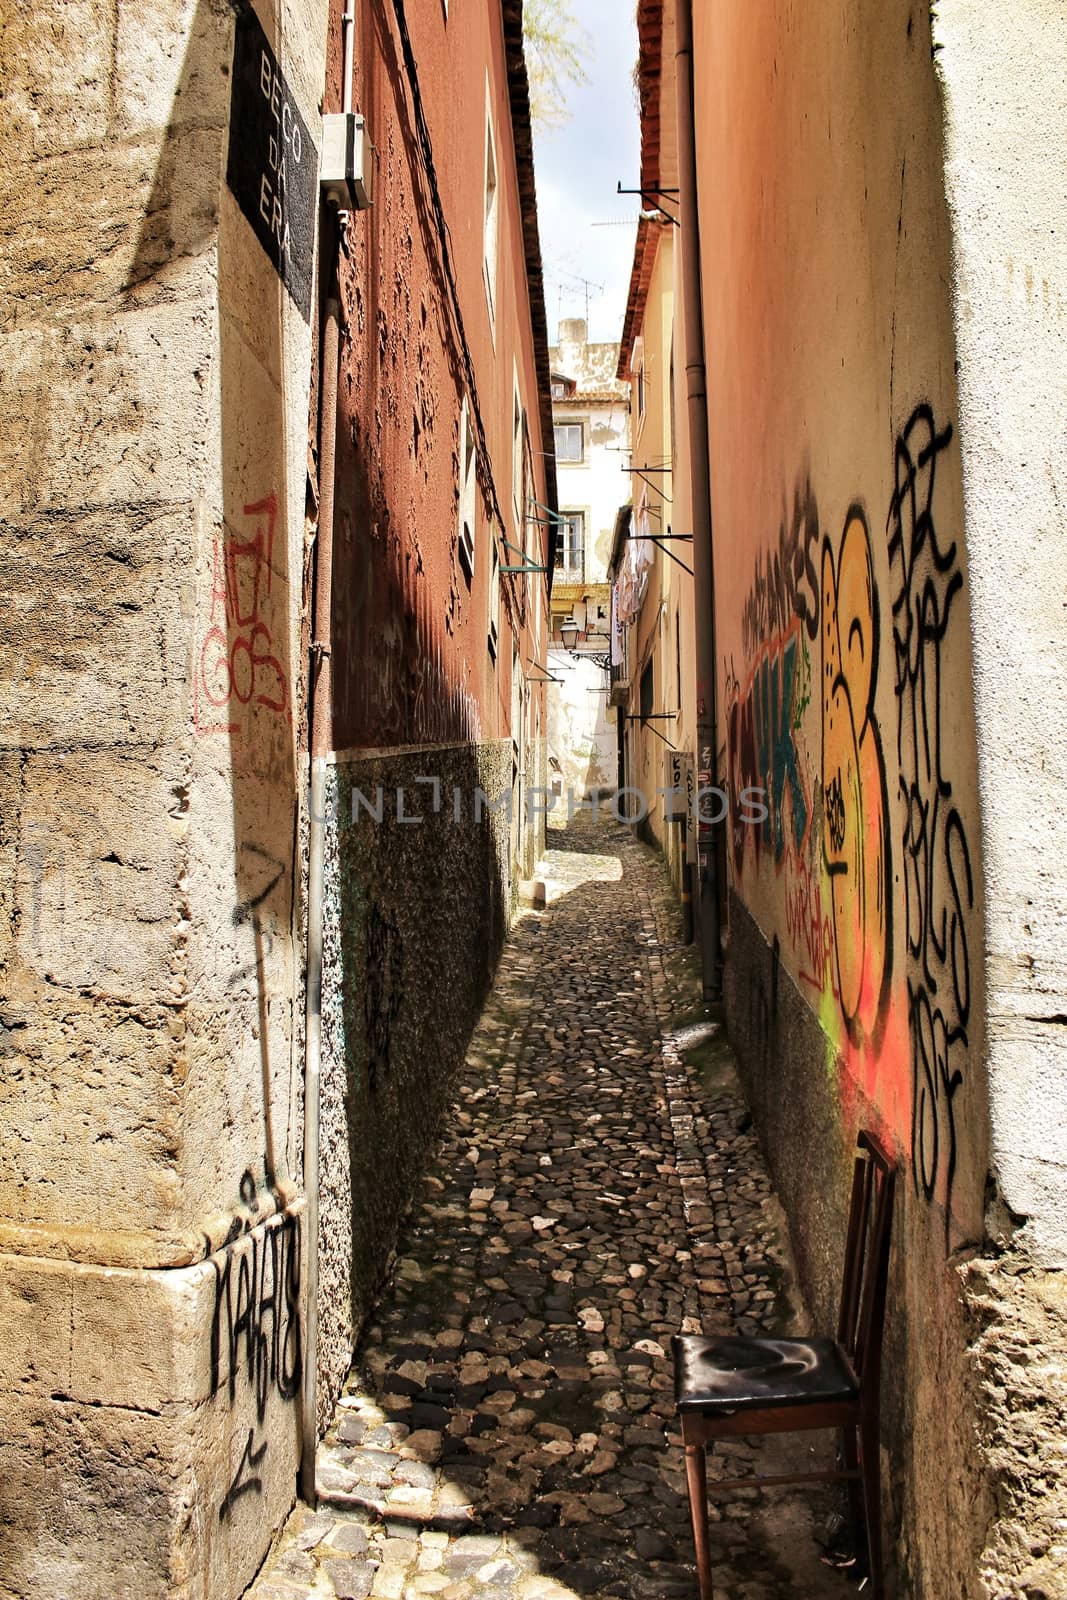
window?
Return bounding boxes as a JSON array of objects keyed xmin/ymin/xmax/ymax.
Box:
[
  {"xmin": 676, "ymin": 607, "xmax": 682, "ymax": 707},
  {"xmin": 522, "ymin": 423, "xmax": 538, "ymax": 569},
  {"xmin": 554, "ymin": 422, "xmax": 583, "ymax": 463},
  {"xmin": 512, "ymin": 374, "xmax": 524, "ymax": 524},
  {"xmin": 458, "ymin": 394, "xmax": 476, "ymax": 579},
  {"xmin": 633, "ymin": 335, "xmax": 646, "ymax": 424},
  {"xmin": 488, "ymin": 527, "xmax": 500, "ymax": 659},
  {"xmin": 554, "ymin": 511, "xmax": 585, "ymax": 580},
  {"xmin": 551, "ymin": 381, "xmax": 566, "ymax": 400},
  {"xmin": 525, "ymin": 432, "xmax": 544, "ymax": 646},
  {"xmin": 483, "ymin": 106, "xmax": 498, "ymax": 327},
  {"xmin": 640, "ymin": 658, "xmax": 654, "ymax": 723}
]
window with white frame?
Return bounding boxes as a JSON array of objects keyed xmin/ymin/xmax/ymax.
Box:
[
  {"xmin": 554, "ymin": 511, "xmax": 585, "ymax": 580},
  {"xmin": 553, "ymin": 421, "xmax": 583, "ymax": 463},
  {"xmin": 458, "ymin": 394, "xmax": 476, "ymax": 578},
  {"xmin": 483, "ymin": 105, "xmax": 499, "ymax": 327}
]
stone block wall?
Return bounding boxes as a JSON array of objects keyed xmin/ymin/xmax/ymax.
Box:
[{"xmin": 0, "ymin": 0, "xmax": 327, "ymax": 1592}]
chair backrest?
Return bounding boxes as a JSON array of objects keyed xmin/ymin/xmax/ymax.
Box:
[{"xmin": 836, "ymin": 1130, "xmax": 896, "ymax": 1393}]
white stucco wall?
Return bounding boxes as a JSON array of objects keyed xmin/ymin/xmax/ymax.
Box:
[
  {"xmin": 935, "ymin": 0, "xmax": 1067, "ymax": 1266},
  {"xmin": 546, "ymin": 648, "xmax": 617, "ymax": 799}
]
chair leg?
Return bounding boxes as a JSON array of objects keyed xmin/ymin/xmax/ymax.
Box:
[
  {"xmin": 859, "ymin": 1417, "xmax": 884, "ymax": 1599},
  {"xmin": 683, "ymin": 1440, "xmax": 714, "ymax": 1600},
  {"xmin": 841, "ymin": 1424, "xmax": 864, "ymax": 1545}
]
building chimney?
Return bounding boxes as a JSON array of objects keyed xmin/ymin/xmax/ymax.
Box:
[{"xmin": 558, "ymin": 317, "xmax": 588, "ymax": 345}]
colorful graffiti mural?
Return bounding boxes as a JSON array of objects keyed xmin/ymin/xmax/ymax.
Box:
[
  {"xmin": 726, "ymin": 625, "xmax": 813, "ymax": 873},
  {"xmin": 730, "ymin": 405, "xmax": 971, "ymax": 1220}
]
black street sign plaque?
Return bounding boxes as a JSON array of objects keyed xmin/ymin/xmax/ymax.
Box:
[{"xmin": 225, "ymin": 7, "xmax": 316, "ymax": 321}]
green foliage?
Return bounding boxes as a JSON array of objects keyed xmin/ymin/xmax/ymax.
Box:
[{"xmin": 522, "ymin": 0, "xmax": 592, "ymax": 132}]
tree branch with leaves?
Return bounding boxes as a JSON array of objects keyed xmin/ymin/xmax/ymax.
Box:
[{"xmin": 522, "ymin": 0, "xmax": 592, "ymax": 132}]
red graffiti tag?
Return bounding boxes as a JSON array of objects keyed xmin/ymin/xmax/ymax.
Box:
[
  {"xmin": 784, "ymin": 855, "xmax": 837, "ymax": 998},
  {"xmin": 195, "ymin": 494, "xmax": 290, "ymax": 737}
]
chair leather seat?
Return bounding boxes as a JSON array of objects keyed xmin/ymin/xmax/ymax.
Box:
[{"xmin": 672, "ymin": 1333, "xmax": 859, "ymax": 1414}]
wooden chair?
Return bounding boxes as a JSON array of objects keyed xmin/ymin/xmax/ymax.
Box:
[{"xmin": 672, "ymin": 1130, "xmax": 896, "ymax": 1599}]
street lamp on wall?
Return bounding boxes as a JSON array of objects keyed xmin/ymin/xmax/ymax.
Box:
[{"xmin": 559, "ymin": 618, "xmax": 580, "ymax": 651}]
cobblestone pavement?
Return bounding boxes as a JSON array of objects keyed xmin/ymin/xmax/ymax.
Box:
[{"xmin": 251, "ymin": 818, "xmax": 857, "ymax": 1600}]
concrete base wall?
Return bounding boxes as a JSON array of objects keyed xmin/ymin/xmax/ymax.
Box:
[{"xmin": 0, "ymin": 1202, "xmax": 306, "ymax": 1600}]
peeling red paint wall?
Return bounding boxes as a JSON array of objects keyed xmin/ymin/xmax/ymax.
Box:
[{"xmin": 321, "ymin": 0, "xmax": 551, "ymax": 755}]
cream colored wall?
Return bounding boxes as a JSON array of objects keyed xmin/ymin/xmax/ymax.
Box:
[
  {"xmin": 0, "ymin": 0, "xmax": 326, "ymax": 1592},
  {"xmin": 628, "ymin": 230, "xmax": 688, "ymax": 853},
  {"xmin": 551, "ymin": 398, "xmax": 629, "ymax": 584}
]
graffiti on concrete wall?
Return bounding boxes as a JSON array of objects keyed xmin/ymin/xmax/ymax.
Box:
[
  {"xmin": 821, "ymin": 507, "xmax": 892, "ymax": 1050},
  {"xmin": 784, "ymin": 854, "xmax": 836, "ymax": 998},
  {"xmin": 729, "ymin": 499, "xmax": 892, "ymax": 1048},
  {"xmin": 888, "ymin": 405, "xmax": 973, "ymax": 1211},
  {"xmin": 211, "ymin": 1209, "xmax": 302, "ymax": 1519},
  {"xmin": 195, "ymin": 492, "xmax": 291, "ymax": 738},
  {"xmin": 731, "ymin": 405, "xmax": 972, "ymax": 1218},
  {"xmin": 726, "ymin": 625, "xmax": 813, "ymax": 873},
  {"xmin": 740, "ymin": 482, "xmax": 821, "ymax": 661}
]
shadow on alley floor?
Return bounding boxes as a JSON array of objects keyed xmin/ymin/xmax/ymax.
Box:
[{"xmin": 251, "ymin": 817, "xmax": 860, "ymax": 1600}]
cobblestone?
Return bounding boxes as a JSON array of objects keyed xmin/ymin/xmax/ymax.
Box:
[{"xmin": 250, "ymin": 818, "xmax": 856, "ymax": 1599}]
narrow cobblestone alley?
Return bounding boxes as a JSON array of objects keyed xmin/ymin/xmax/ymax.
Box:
[{"xmin": 251, "ymin": 820, "xmax": 857, "ymax": 1600}]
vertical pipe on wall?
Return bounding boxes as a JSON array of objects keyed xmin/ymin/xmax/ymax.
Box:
[
  {"xmin": 341, "ymin": 4, "xmax": 355, "ymax": 116},
  {"xmin": 301, "ymin": 0, "xmax": 357, "ymax": 1508},
  {"xmin": 300, "ymin": 284, "xmax": 340, "ymax": 1506},
  {"xmin": 675, "ymin": 0, "xmax": 722, "ymax": 1003}
]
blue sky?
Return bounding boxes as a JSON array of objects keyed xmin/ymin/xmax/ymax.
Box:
[{"xmin": 532, "ymin": 0, "xmax": 641, "ymax": 345}]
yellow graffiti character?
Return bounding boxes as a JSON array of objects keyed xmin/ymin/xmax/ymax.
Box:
[{"xmin": 821, "ymin": 508, "xmax": 891, "ymax": 1048}]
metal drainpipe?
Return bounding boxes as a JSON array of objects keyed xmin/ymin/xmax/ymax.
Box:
[
  {"xmin": 300, "ymin": 282, "xmax": 340, "ymax": 1505},
  {"xmin": 300, "ymin": 0, "xmax": 354, "ymax": 1507},
  {"xmin": 675, "ymin": 0, "xmax": 722, "ymax": 1004}
]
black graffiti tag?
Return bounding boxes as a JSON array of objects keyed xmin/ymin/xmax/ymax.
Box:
[
  {"xmin": 219, "ymin": 1429, "xmax": 268, "ymax": 1522},
  {"xmin": 825, "ymin": 772, "xmax": 846, "ymax": 855},
  {"xmin": 211, "ymin": 1211, "xmax": 302, "ymax": 1518},
  {"xmin": 888, "ymin": 405, "xmax": 973, "ymax": 1218},
  {"xmin": 740, "ymin": 480, "xmax": 821, "ymax": 660}
]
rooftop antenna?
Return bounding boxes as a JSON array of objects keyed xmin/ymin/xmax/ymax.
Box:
[
  {"xmin": 576, "ymin": 272, "xmax": 603, "ymax": 326},
  {"xmin": 549, "ymin": 264, "xmax": 605, "ymax": 330}
]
